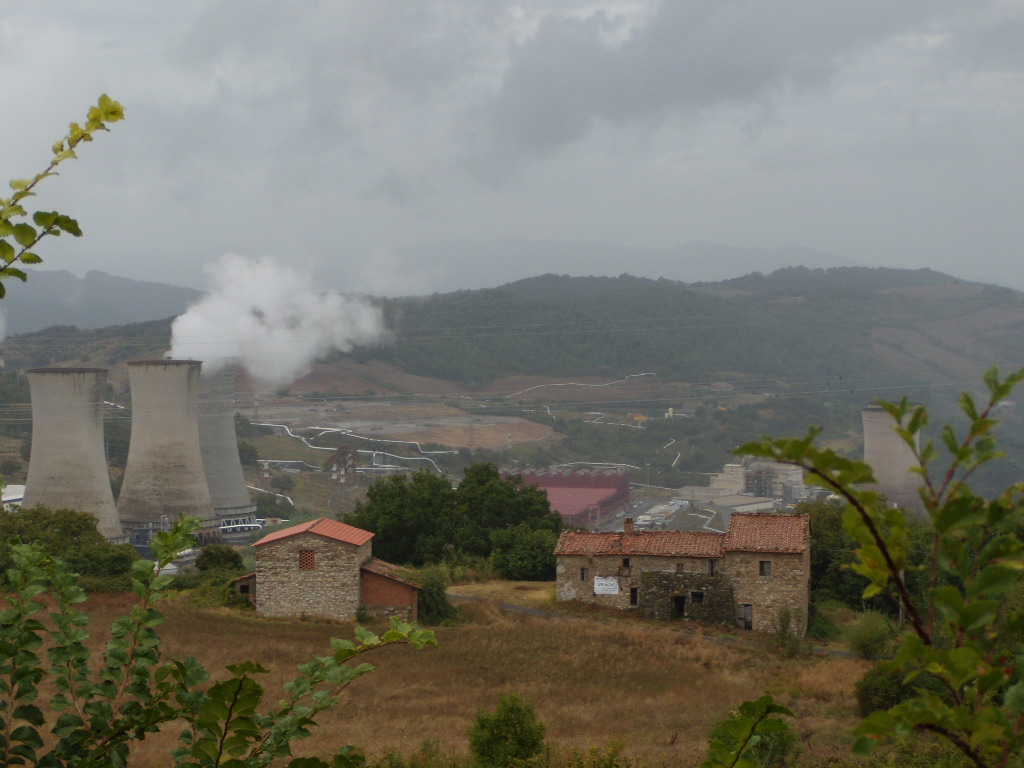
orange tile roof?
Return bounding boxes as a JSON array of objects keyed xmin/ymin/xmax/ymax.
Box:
[
  {"xmin": 252, "ymin": 518, "xmax": 375, "ymax": 548},
  {"xmin": 554, "ymin": 530, "xmax": 725, "ymax": 558},
  {"xmin": 724, "ymin": 513, "xmax": 809, "ymax": 554}
]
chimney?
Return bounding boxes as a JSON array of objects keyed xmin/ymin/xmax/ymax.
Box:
[
  {"xmin": 23, "ymin": 368, "xmax": 123, "ymax": 540},
  {"xmin": 624, "ymin": 517, "xmax": 634, "ymax": 535}
]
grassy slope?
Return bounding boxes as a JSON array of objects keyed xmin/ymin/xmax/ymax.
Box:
[{"xmin": 76, "ymin": 592, "xmax": 867, "ymax": 767}]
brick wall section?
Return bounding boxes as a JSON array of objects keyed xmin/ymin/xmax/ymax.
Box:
[
  {"xmin": 255, "ymin": 532, "xmax": 371, "ymax": 620},
  {"xmin": 360, "ymin": 570, "xmax": 418, "ymax": 622},
  {"xmin": 722, "ymin": 549, "xmax": 809, "ymax": 633}
]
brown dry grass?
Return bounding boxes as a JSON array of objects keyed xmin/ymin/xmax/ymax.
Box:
[{"xmin": 63, "ymin": 592, "xmax": 867, "ymax": 768}]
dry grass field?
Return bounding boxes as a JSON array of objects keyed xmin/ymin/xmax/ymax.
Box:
[{"xmin": 66, "ymin": 592, "xmax": 869, "ymax": 768}]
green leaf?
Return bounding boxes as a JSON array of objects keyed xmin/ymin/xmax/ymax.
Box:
[{"xmin": 12, "ymin": 223, "xmax": 36, "ymax": 248}]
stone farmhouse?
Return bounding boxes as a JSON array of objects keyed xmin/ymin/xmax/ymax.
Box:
[
  {"xmin": 245, "ymin": 518, "xmax": 419, "ymax": 622},
  {"xmin": 554, "ymin": 513, "xmax": 810, "ymax": 634}
]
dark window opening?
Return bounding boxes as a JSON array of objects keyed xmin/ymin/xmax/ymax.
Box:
[
  {"xmin": 738, "ymin": 603, "xmax": 753, "ymax": 630},
  {"xmin": 672, "ymin": 595, "xmax": 687, "ymax": 618},
  {"xmin": 759, "ymin": 560, "xmax": 772, "ymax": 577},
  {"xmin": 239, "ymin": 584, "xmax": 250, "ymax": 594},
  {"xmin": 708, "ymin": 559, "xmax": 719, "ymax": 576},
  {"xmin": 690, "ymin": 591, "xmax": 704, "ymax": 604},
  {"xmin": 629, "ymin": 587, "xmax": 638, "ymax": 606},
  {"xmin": 676, "ymin": 562, "xmax": 686, "ymax": 574},
  {"xmin": 622, "ymin": 557, "xmax": 630, "ymax": 568},
  {"xmin": 299, "ymin": 550, "xmax": 316, "ymax": 570},
  {"xmin": 580, "ymin": 567, "xmax": 589, "ymax": 582}
]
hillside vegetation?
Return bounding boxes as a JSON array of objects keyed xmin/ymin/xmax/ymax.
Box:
[{"xmin": 2, "ymin": 267, "xmax": 1022, "ymax": 492}]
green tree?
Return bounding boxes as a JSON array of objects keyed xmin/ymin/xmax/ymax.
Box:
[
  {"xmin": 468, "ymin": 693, "xmax": 546, "ymax": 768},
  {"xmin": 490, "ymin": 523, "xmax": 558, "ymax": 581},
  {"xmin": 440, "ymin": 464, "xmax": 560, "ymax": 560},
  {"xmin": 270, "ymin": 473, "xmax": 295, "ymax": 495},
  {"xmin": 194, "ymin": 544, "xmax": 244, "ymax": 573},
  {"xmin": 345, "ymin": 471, "xmax": 454, "ymax": 565},
  {"xmin": 1, "ymin": 95, "xmax": 123, "ymax": 296},
  {"xmin": 736, "ymin": 366, "xmax": 1024, "ymax": 767},
  {"xmin": 0, "ymin": 505, "xmax": 138, "ymax": 589}
]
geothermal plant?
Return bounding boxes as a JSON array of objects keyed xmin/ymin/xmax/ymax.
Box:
[{"xmin": 23, "ymin": 360, "xmax": 257, "ymax": 547}]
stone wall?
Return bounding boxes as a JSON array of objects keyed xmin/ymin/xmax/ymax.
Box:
[
  {"xmin": 721, "ymin": 550, "xmax": 809, "ymax": 634},
  {"xmin": 638, "ymin": 571, "xmax": 734, "ymax": 625},
  {"xmin": 556, "ymin": 553, "xmax": 718, "ymax": 610},
  {"xmin": 256, "ymin": 533, "xmax": 371, "ymax": 620},
  {"xmin": 555, "ymin": 547, "xmax": 809, "ymax": 636}
]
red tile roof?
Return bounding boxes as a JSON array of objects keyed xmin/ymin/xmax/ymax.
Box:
[
  {"xmin": 724, "ymin": 513, "xmax": 809, "ymax": 554},
  {"xmin": 252, "ymin": 518, "xmax": 375, "ymax": 548},
  {"xmin": 554, "ymin": 530, "xmax": 725, "ymax": 558},
  {"xmin": 361, "ymin": 558, "xmax": 420, "ymax": 589}
]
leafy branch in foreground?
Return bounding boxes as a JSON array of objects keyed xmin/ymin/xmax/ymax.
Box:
[
  {"xmin": 735, "ymin": 365, "xmax": 1024, "ymax": 768},
  {"xmin": 0, "ymin": 94, "xmax": 124, "ymax": 297},
  {"xmin": 0, "ymin": 517, "xmax": 437, "ymax": 767}
]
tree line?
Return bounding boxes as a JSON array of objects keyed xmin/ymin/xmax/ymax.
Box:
[{"xmin": 342, "ymin": 462, "xmax": 562, "ymax": 580}]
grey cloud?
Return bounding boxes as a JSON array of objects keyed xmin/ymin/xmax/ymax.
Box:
[{"xmin": 482, "ymin": 0, "xmax": 955, "ymax": 156}]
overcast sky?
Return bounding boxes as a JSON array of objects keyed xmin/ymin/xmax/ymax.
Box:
[{"xmin": 2, "ymin": 1, "xmax": 1022, "ymax": 295}]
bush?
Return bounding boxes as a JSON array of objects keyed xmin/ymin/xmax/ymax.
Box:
[
  {"xmin": 417, "ymin": 569, "xmax": 458, "ymax": 626},
  {"xmin": 468, "ymin": 694, "xmax": 546, "ymax": 768},
  {"xmin": 771, "ymin": 606, "xmax": 802, "ymax": 657},
  {"xmin": 707, "ymin": 702, "xmax": 799, "ymax": 768},
  {"xmin": 846, "ymin": 610, "xmax": 896, "ymax": 660},
  {"xmin": 195, "ymin": 543, "xmax": 244, "ymax": 572},
  {"xmin": 805, "ymin": 602, "xmax": 841, "ymax": 641},
  {"xmin": 855, "ymin": 665, "xmax": 949, "ymax": 718}
]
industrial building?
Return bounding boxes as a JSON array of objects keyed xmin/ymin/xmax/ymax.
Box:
[
  {"xmin": 861, "ymin": 404, "xmax": 923, "ymax": 509},
  {"xmin": 506, "ymin": 468, "xmax": 630, "ymax": 527}
]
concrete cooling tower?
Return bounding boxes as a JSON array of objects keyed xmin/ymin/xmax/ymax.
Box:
[
  {"xmin": 862, "ymin": 404, "xmax": 922, "ymax": 510},
  {"xmin": 22, "ymin": 368, "xmax": 123, "ymax": 540},
  {"xmin": 198, "ymin": 362, "xmax": 257, "ymax": 530},
  {"xmin": 117, "ymin": 360, "xmax": 215, "ymax": 538}
]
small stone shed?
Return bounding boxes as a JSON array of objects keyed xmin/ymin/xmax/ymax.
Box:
[
  {"xmin": 554, "ymin": 513, "xmax": 810, "ymax": 635},
  {"xmin": 250, "ymin": 518, "xmax": 419, "ymax": 622}
]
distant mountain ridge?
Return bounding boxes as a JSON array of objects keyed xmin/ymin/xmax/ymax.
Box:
[
  {"xmin": 387, "ymin": 238, "xmax": 864, "ymax": 295},
  {"xmin": 1, "ymin": 270, "xmax": 203, "ymax": 336}
]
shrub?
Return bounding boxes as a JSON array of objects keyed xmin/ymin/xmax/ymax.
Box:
[
  {"xmin": 846, "ymin": 610, "xmax": 896, "ymax": 660},
  {"xmin": 195, "ymin": 543, "xmax": 244, "ymax": 572},
  {"xmin": 855, "ymin": 664, "xmax": 913, "ymax": 717},
  {"xmin": 705, "ymin": 696, "xmax": 798, "ymax": 768},
  {"xmin": 468, "ymin": 693, "xmax": 546, "ymax": 768},
  {"xmin": 417, "ymin": 569, "xmax": 458, "ymax": 626},
  {"xmin": 771, "ymin": 606, "xmax": 802, "ymax": 657}
]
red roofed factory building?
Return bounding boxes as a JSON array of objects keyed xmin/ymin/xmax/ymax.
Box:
[
  {"xmin": 554, "ymin": 513, "xmax": 810, "ymax": 634},
  {"xmin": 507, "ymin": 468, "xmax": 630, "ymax": 527},
  {"xmin": 250, "ymin": 518, "xmax": 418, "ymax": 622}
]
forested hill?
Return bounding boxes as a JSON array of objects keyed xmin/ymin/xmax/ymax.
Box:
[
  {"xmin": 3, "ymin": 266, "xmax": 1022, "ymax": 390},
  {"xmin": 360, "ymin": 267, "xmax": 1024, "ymax": 386}
]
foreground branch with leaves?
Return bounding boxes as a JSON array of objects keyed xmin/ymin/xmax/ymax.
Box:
[
  {"xmin": 0, "ymin": 94, "xmax": 123, "ymax": 297},
  {"xmin": 724, "ymin": 366, "xmax": 1024, "ymax": 768},
  {"xmin": 0, "ymin": 518, "xmax": 437, "ymax": 768}
]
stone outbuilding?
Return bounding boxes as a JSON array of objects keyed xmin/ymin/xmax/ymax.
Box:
[
  {"xmin": 250, "ymin": 518, "xmax": 419, "ymax": 622},
  {"xmin": 554, "ymin": 513, "xmax": 810, "ymax": 635}
]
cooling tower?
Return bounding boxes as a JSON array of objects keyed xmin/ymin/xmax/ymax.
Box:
[
  {"xmin": 862, "ymin": 404, "xmax": 922, "ymax": 509},
  {"xmin": 22, "ymin": 368, "xmax": 123, "ymax": 540},
  {"xmin": 117, "ymin": 360, "xmax": 215, "ymax": 530},
  {"xmin": 198, "ymin": 362, "xmax": 256, "ymax": 521}
]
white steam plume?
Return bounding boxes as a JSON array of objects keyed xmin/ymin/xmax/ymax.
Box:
[{"xmin": 169, "ymin": 254, "xmax": 386, "ymax": 386}]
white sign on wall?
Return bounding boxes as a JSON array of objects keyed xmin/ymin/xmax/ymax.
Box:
[{"xmin": 593, "ymin": 576, "xmax": 619, "ymax": 595}]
